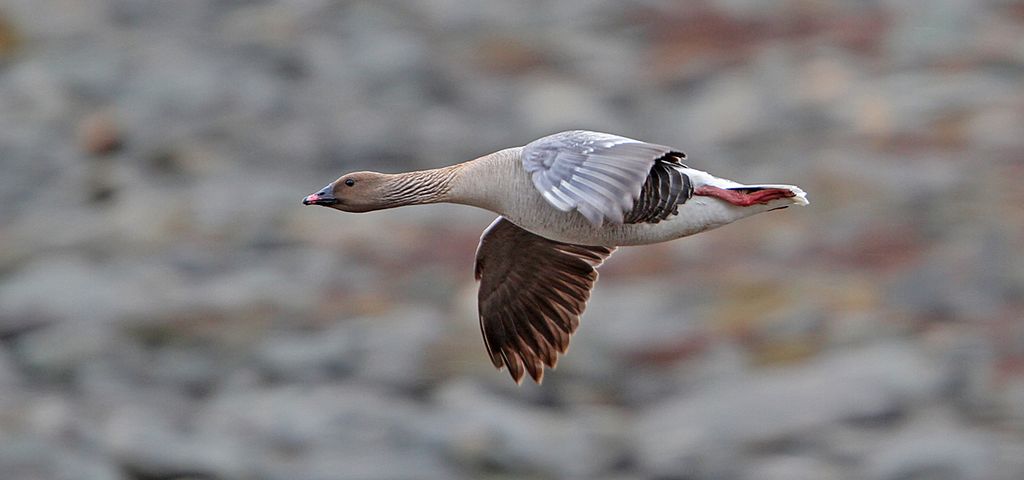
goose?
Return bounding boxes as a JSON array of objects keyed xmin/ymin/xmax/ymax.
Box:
[{"xmin": 303, "ymin": 130, "xmax": 808, "ymax": 384}]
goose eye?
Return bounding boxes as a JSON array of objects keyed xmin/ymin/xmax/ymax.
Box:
[{"xmin": 344, "ymin": 179, "xmax": 355, "ymax": 187}]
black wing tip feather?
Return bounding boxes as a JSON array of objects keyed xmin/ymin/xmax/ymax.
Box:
[{"xmin": 623, "ymin": 153, "xmax": 694, "ymax": 224}]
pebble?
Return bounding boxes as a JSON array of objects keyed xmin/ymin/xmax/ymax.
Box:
[
  {"xmin": 863, "ymin": 411, "xmax": 996, "ymax": 480},
  {"xmin": 0, "ymin": 436, "xmax": 121, "ymax": 480},
  {"xmin": 631, "ymin": 342, "xmax": 944, "ymax": 477},
  {"xmin": 77, "ymin": 111, "xmax": 123, "ymax": 156},
  {"xmin": 431, "ymin": 380, "xmax": 626, "ymax": 477}
]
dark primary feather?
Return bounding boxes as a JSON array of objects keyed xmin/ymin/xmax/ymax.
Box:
[
  {"xmin": 474, "ymin": 217, "xmax": 614, "ymax": 384},
  {"xmin": 624, "ymin": 151, "xmax": 693, "ymax": 224}
]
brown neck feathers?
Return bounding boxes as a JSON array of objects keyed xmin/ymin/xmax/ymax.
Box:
[{"xmin": 381, "ymin": 165, "xmax": 462, "ymax": 207}]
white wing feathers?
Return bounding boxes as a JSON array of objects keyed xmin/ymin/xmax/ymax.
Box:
[{"xmin": 522, "ymin": 131, "xmax": 672, "ymax": 226}]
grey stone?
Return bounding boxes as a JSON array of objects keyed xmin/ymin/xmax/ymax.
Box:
[
  {"xmin": 864, "ymin": 417, "xmax": 996, "ymax": 480},
  {"xmin": 632, "ymin": 342, "xmax": 945, "ymax": 476},
  {"xmin": 102, "ymin": 401, "xmax": 246, "ymax": 479},
  {"xmin": 406, "ymin": 0, "xmax": 525, "ymax": 31},
  {"xmin": 709, "ymin": 0, "xmax": 791, "ymax": 19},
  {"xmin": 992, "ymin": 437, "xmax": 1024, "ymax": 480},
  {"xmin": 884, "ymin": 0, "xmax": 987, "ymax": 65},
  {"xmin": 349, "ymin": 306, "xmax": 446, "ymax": 386},
  {"xmin": 259, "ymin": 305, "xmax": 448, "ymax": 385},
  {"xmin": 1003, "ymin": 379, "xmax": 1024, "ymax": 430},
  {"xmin": 430, "ymin": 380, "xmax": 626, "ymax": 477},
  {"xmin": 838, "ymin": 72, "xmax": 1017, "ymax": 139},
  {"xmin": 0, "ymin": 347, "xmax": 21, "ymax": 388},
  {"xmin": 554, "ymin": 30, "xmax": 646, "ymax": 91},
  {"xmin": 742, "ymin": 454, "xmax": 846, "ymax": 480},
  {"xmin": 144, "ymin": 345, "xmax": 235, "ymax": 394},
  {"xmin": 0, "ymin": 436, "xmax": 121, "ymax": 480},
  {"xmin": 0, "ymin": 256, "xmax": 124, "ymax": 324},
  {"xmin": 681, "ymin": 71, "xmax": 766, "ymax": 145},
  {"xmin": 191, "ymin": 382, "xmax": 463, "ymax": 477},
  {"xmin": 256, "ymin": 324, "xmax": 361, "ymax": 381},
  {"xmin": 197, "ymin": 384, "xmax": 427, "ymax": 453},
  {"xmin": 584, "ymin": 280, "xmax": 707, "ymax": 355},
  {"xmin": 517, "ymin": 74, "xmax": 622, "ymax": 135},
  {"xmin": 944, "ymin": 332, "xmax": 1001, "ymax": 418},
  {"xmin": 0, "ymin": 253, "xmax": 185, "ymax": 329},
  {"xmin": 968, "ymin": 105, "xmax": 1024, "ymax": 150},
  {"xmin": 255, "ymin": 445, "xmax": 459, "ymax": 480},
  {"xmin": 11, "ymin": 321, "xmax": 118, "ymax": 379},
  {"xmin": 822, "ymin": 424, "xmax": 898, "ymax": 466}
]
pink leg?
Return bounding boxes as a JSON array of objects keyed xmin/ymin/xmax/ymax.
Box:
[{"xmin": 694, "ymin": 185, "xmax": 795, "ymax": 207}]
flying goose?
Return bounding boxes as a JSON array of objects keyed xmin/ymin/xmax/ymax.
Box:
[{"xmin": 303, "ymin": 130, "xmax": 808, "ymax": 384}]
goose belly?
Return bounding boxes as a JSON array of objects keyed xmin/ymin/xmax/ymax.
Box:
[
  {"xmin": 605, "ymin": 197, "xmax": 760, "ymax": 246},
  {"xmin": 501, "ymin": 194, "xmax": 763, "ymax": 247}
]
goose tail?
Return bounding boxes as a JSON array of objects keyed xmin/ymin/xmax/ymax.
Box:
[{"xmin": 730, "ymin": 184, "xmax": 809, "ymax": 206}]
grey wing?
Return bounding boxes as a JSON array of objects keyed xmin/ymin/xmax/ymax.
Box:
[{"xmin": 522, "ymin": 130, "xmax": 675, "ymax": 226}]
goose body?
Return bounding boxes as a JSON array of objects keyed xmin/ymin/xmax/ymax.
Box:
[{"xmin": 304, "ymin": 130, "xmax": 808, "ymax": 383}]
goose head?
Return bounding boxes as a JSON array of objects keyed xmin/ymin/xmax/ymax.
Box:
[
  {"xmin": 302, "ymin": 171, "xmax": 394, "ymax": 212},
  {"xmin": 303, "ymin": 167, "xmax": 460, "ymax": 212}
]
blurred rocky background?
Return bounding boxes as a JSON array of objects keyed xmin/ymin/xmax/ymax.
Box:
[{"xmin": 1, "ymin": 0, "xmax": 1023, "ymax": 479}]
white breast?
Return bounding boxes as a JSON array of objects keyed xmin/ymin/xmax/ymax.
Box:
[{"xmin": 502, "ymin": 193, "xmax": 775, "ymax": 246}]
